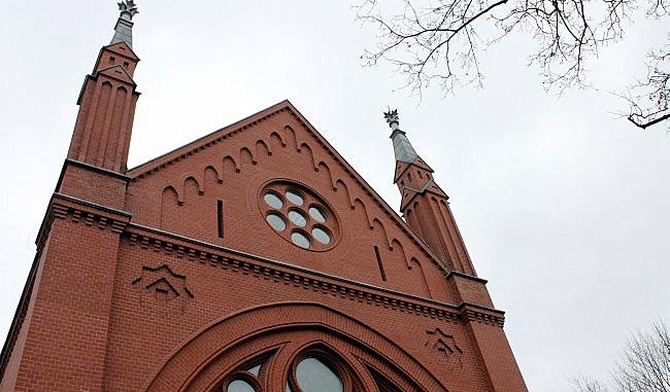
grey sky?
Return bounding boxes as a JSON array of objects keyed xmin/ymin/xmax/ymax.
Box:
[{"xmin": 1, "ymin": 1, "xmax": 669, "ymax": 391}]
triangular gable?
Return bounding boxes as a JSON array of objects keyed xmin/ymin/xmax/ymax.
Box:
[
  {"xmin": 394, "ymin": 157, "xmax": 434, "ymax": 184},
  {"xmin": 99, "ymin": 42, "xmax": 140, "ymax": 63},
  {"xmin": 128, "ymin": 101, "xmax": 298, "ymax": 177},
  {"xmin": 96, "ymin": 64, "xmax": 136, "ymax": 85},
  {"xmin": 125, "ymin": 101, "xmax": 454, "ymax": 302}
]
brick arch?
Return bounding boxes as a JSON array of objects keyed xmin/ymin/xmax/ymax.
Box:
[
  {"xmin": 239, "ymin": 146, "xmax": 256, "ymax": 167},
  {"xmin": 144, "ymin": 302, "xmax": 447, "ymax": 392}
]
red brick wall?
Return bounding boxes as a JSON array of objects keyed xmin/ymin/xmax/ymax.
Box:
[{"xmin": 2, "ymin": 103, "xmax": 527, "ymax": 391}]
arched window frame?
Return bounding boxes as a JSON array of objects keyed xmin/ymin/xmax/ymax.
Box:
[{"xmin": 146, "ymin": 303, "xmax": 447, "ymax": 392}]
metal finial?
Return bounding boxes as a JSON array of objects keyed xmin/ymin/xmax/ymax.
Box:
[
  {"xmin": 118, "ymin": 0, "xmax": 139, "ymax": 20},
  {"xmin": 386, "ymin": 108, "xmax": 418, "ymax": 162},
  {"xmin": 384, "ymin": 108, "xmax": 400, "ymax": 128}
]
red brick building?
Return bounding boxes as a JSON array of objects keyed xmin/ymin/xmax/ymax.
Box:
[{"xmin": 0, "ymin": 3, "xmax": 527, "ymax": 391}]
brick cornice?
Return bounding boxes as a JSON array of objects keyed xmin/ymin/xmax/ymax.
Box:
[
  {"xmin": 37, "ymin": 193, "xmax": 132, "ymax": 246},
  {"xmin": 446, "ymin": 270, "xmax": 488, "ymax": 285},
  {"xmin": 124, "ymin": 223, "xmax": 506, "ymax": 327},
  {"xmin": 61, "ymin": 159, "xmax": 132, "ymax": 182},
  {"xmin": 457, "ymin": 303, "xmax": 506, "ymax": 327}
]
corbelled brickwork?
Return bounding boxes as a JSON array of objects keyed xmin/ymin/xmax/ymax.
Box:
[{"xmin": 0, "ymin": 4, "xmax": 527, "ymax": 391}]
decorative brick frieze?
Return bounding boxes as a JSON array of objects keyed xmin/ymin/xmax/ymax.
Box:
[
  {"xmin": 125, "ymin": 224, "xmax": 506, "ymax": 327},
  {"xmin": 53, "ymin": 205, "xmax": 129, "ymax": 234},
  {"xmin": 47, "ymin": 193, "xmax": 131, "ymax": 235},
  {"xmin": 458, "ymin": 305, "xmax": 506, "ymax": 328}
]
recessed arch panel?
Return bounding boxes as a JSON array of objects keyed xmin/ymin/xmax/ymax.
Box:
[{"xmin": 144, "ymin": 303, "xmax": 447, "ymax": 392}]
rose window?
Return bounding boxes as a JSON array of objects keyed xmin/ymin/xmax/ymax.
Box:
[{"xmin": 260, "ymin": 182, "xmax": 339, "ymax": 251}]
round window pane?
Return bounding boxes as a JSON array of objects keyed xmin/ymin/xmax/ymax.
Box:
[
  {"xmin": 308, "ymin": 206, "xmax": 327, "ymax": 223},
  {"xmin": 264, "ymin": 193, "xmax": 283, "ymax": 209},
  {"xmin": 266, "ymin": 213, "xmax": 287, "ymax": 232},
  {"xmin": 285, "ymin": 190, "xmax": 304, "ymax": 206},
  {"xmin": 288, "ymin": 210, "xmax": 307, "ymax": 227},
  {"xmin": 312, "ymin": 227, "xmax": 331, "ymax": 245},
  {"xmin": 291, "ymin": 232, "xmax": 310, "ymax": 249},
  {"xmin": 295, "ymin": 357, "xmax": 343, "ymax": 392},
  {"xmin": 228, "ymin": 379, "xmax": 256, "ymax": 392}
]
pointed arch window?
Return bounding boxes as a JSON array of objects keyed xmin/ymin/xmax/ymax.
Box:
[
  {"xmin": 211, "ymin": 345, "xmax": 388, "ymax": 392},
  {"xmin": 287, "ymin": 352, "xmax": 348, "ymax": 392},
  {"xmin": 149, "ymin": 305, "xmax": 442, "ymax": 392}
]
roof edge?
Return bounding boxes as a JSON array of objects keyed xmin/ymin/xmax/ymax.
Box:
[{"xmin": 126, "ymin": 99, "xmax": 293, "ymax": 178}]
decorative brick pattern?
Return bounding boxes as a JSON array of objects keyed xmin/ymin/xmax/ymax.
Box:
[{"xmin": 0, "ymin": 11, "xmax": 528, "ymax": 391}]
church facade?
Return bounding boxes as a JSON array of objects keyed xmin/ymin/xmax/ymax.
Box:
[{"xmin": 0, "ymin": 3, "xmax": 527, "ymax": 391}]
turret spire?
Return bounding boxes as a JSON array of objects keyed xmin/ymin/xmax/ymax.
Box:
[
  {"xmin": 110, "ymin": 1, "xmax": 139, "ymax": 48},
  {"xmin": 65, "ymin": 2, "xmax": 141, "ymax": 174},
  {"xmin": 385, "ymin": 109, "xmax": 476, "ymax": 276},
  {"xmin": 384, "ymin": 109, "xmax": 418, "ymax": 163}
]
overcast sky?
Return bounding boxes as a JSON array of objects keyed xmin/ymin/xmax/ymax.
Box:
[{"xmin": 1, "ymin": 1, "xmax": 669, "ymax": 391}]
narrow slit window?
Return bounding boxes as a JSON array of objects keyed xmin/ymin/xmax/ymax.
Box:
[
  {"xmin": 374, "ymin": 246, "xmax": 387, "ymax": 281},
  {"xmin": 217, "ymin": 200, "xmax": 224, "ymax": 238}
]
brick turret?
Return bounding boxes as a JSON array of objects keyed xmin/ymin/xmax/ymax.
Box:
[
  {"xmin": 58, "ymin": 1, "xmax": 140, "ymax": 211},
  {"xmin": 0, "ymin": 4, "xmax": 139, "ymax": 390},
  {"xmin": 385, "ymin": 109, "xmax": 476, "ymax": 276},
  {"xmin": 66, "ymin": 0, "xmax": 140, "ymax": 173}
]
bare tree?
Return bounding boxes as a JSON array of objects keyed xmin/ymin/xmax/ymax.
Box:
[
  {"xmin": 570, "ymin": 321, "xmax": 670, "ymax": 392},
  {"xmin": 356, "ymin": 0, "xmax": 669, "ymax": 129},
  {"xmin": 625, "ymin": 47, "xmax": 670, "ymax": 129},
  {"xmin": 572, "ymin": 376, "xmax": 610, "ymax": 392}
]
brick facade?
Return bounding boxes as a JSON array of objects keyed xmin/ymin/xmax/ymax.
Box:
[{"xmin": 0, "ymin": 6, "xmax": 527, "ymax": 392}]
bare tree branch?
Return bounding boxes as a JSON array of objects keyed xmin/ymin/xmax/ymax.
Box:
[
  {"xmin": 571, "ymin": 320, "xmax": 670, "ymax": 392},
  {"xmin": 571, "ymin": 376, "xmax": 610, "ymax": 392},
  {"xmin": 356, "ymin": 0, "xmax": 670, "ymax": 128}
]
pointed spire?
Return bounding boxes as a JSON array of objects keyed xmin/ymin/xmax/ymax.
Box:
[
  {"xmin": 384, "ymin": 109, "xmax": 418, "ymax": 163},
  {"xmin": 65, "ymin": 2, "xmax": 141, "ymax": 173},
  {"xmin": 110, "ymin": 1, "xmax": 139, "ymax": 48},
  {"xmin": 385, "ymin": 109, "xmax": 476, "ymax": 276}
]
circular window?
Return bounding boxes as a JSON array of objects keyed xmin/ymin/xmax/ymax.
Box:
[
  {"xmin": 291, "ymin": 231, "xmax": 311, "ymax": 249},
  {"xmin": 311, "ymin": 227, "xmax": 331, "ymax": 245},
  {"xmin": 285, "ymin": 189, "xmax": 304, "ymax": 206},
  {"xmin": 266, "ymin": 213, "xmax": 287, "ymax": 232},
  {"xmin": 264, "ymin": 192, "xmax": 283, "ymax": 209},
  {"xmin": 260, "ymin": 181, "xmax": 339, "ymax": 251},
  {"xmin": 309, "ymin": 206, "xmax": 327, "ymax": 223},
  {"xmin": 288, "ymin": 210, "xmax": 308, "ymax": 227}
]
